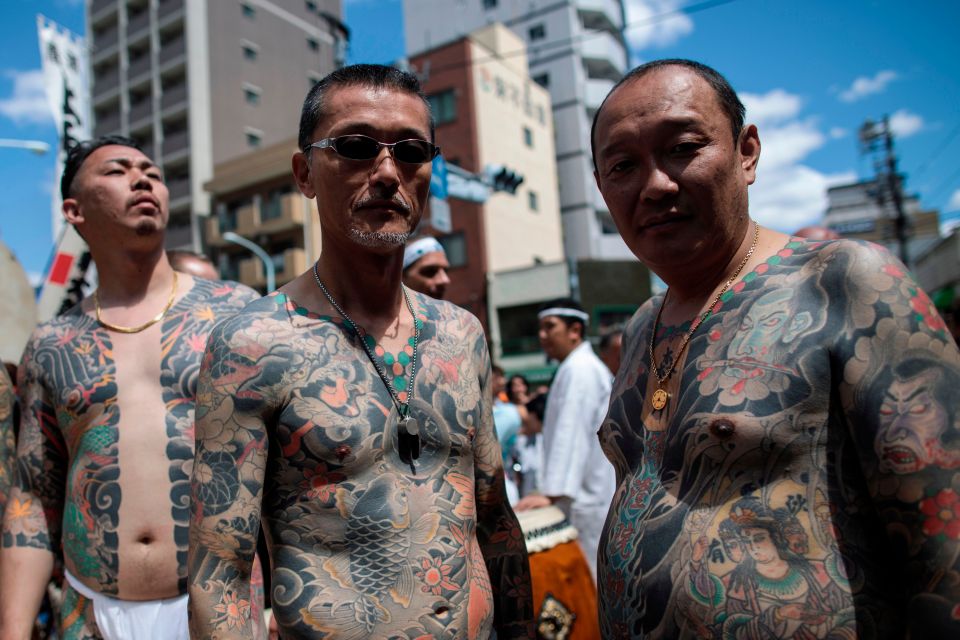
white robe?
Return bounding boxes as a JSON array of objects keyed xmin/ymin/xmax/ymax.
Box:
[{"xmin": 540, "ymin": 340, "xmax": 615, "ymax": 578}]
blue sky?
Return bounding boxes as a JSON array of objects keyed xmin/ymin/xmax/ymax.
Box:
[{"xmin": 2, "ymin": 0, "xmax": 959, "ymax": 281}]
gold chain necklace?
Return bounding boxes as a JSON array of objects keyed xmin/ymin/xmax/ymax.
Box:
[
  {"xmin": 648, "ymin": 221, "xmax": 759, "ymax": 412},
  {"xmin": 94, "ymin": 271, "xmax": 179, "ymax": 334}
]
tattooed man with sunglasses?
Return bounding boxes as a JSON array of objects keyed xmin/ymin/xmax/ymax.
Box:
[
  {"xmin": 188, "ymin": 64, "xmax": 533, "ymax": 639},
  {"xmin": 592, "ymin": 59, "xmax": 960, "ymax": 639}
]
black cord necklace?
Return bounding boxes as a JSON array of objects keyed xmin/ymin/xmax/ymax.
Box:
[{"xmin": 312, "ymin": 261, "xmax": 421, "ymax": 459}]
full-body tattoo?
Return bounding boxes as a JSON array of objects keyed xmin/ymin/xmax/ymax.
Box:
[
  {"xmin": 189, "ymin": 291, "xmax": 533, "ymax": 639},
  {"xmin": 598, "ymin": 239, "xmax": 960, "ymax": 638},
  {"xmin": 2, "ymin": 278, "xmax": 258, "ymax": 636}
]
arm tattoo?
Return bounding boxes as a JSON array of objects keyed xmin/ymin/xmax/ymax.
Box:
[{"xmin": 469, "ymin": 317, "xmax": 535, "ymax": 638}]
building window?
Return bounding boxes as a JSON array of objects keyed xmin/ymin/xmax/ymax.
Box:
[
  {"xmin": 483, "ymin": 0, "xmax": 497, "ymax": 9},
  {"xmin": 528, "ymin": 190, "xmax": 539, "ymax": 212},
  {"xmin": 308, "ymin": 72, "xmax": 322, "ymax": 90},
  {"xmin": 241, "ymin": 3, "xmax": 255, "ymax": 18},
  {"xmin": 307, "ymin": 37, "xmax": 319, "ymax": 52},
  {"xmin": 533, "ymin": 73, "xmax": 549, "ymax": 88},
  {"xmin": 438, "ymin": 232, "xmax": 467, "ymax": 268},
  {"xmin": 243, "ymin": 84, "xmax": 261, "ymax": 105},
  {"xmin": 242, "ymin": 43, "xmax": 258, "ymax": 61},
  {"xmin": 306, "ymin": 0, "xmax": 317, "ymax": 10},
  {"xmin": 528, "ymin": 24, "xmax": 546, "ymax": 41},
  {"xmin": 246, "ymin": 128, "xmax": 262, "ymax": 147},
  {"xmin": 427, "ymin": 89, "xmax": 456, "ymax": 125},
  {"xmin": 523, "ymin": 126, "xmax": 533, "ymax": 148}
]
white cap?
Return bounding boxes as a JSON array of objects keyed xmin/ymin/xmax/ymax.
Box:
[{"xmin": 403, "ymin": 236, "xmax": 446, "ymax": 270}]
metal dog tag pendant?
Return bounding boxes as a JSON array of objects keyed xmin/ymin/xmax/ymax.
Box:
[{"xmin": 400, "ymin": 416, "xmax": 419, "ymax": 437}]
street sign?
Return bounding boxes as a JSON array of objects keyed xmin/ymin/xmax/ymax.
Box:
[
  {"xmin": 430, "ymin": 196, "xmax": 452, "ymax": 233},
  {"xmin": 430, "ymin": 154, "xmax": 448, "ymax": 199}
]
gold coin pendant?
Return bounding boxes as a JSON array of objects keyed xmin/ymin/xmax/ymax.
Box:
[{"xmin": 651, "ymin": 388, "xmax": 668, "ymax": 411}]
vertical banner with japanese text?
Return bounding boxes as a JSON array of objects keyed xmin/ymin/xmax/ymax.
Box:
[{"xmin": 36, "ymin": 14, "xmax": 92, "ymax": 320}]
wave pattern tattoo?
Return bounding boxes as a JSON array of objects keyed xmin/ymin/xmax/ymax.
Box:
[
  {"xmin": 598, "ymin": 239, "xmax": 960, "ymax": 639},
  {"xmin": 189, "ymin": 291, "xmax": 533, "ymax": 639}
]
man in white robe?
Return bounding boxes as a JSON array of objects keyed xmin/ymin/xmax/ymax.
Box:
[{"xmin": 515, "ymin": 298, "xmax": 616, "ymax": 577}]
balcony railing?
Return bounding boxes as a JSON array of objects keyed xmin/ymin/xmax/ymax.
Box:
[
  {"xmin": 161, "ymin": 83, "xmax": 187, "ymax": 110},
  {"xmin": 94, "ymin": 112, "xmax": 121, "ymax": 136},
  {"xmin": 236, "ymin": 192, "xmax": 306, "ymax": 236},
  {"xmin": 240, "ymin": 248, "xmax": 306, "ymax": 289},
  {"xmin": 167, "ymin": 177, "xmax": 190, "ymax": 202},
  {"xmin": 127, "ymin": 11, "xmax": 150, "ymax": 38},
  {"xmin": 162, "ymin": 129, "xmax": 189, "ymax": 157},
  {"xmin": 159, "ymin": 37, "xmax": 185, "ymax": 65},
  {"xmin": 94, "ymin": 69, "xmax": 120, "ymax": 94},
  {"xmin": 94, "ymin": 26, "xmax": 119, "ymax": 51},
  {"xmin": 580, "ymin": 30, "xmax": 627, "ymax": 80},
  {"xmin": 159, "ymin": 0, "xmax": 185, "ymax": 20},
  {"xmin": 129, "ymin": 98, "xmax": 152, "ymax": 124},
  {"xmin": 128, "ymin": 54, "xmax": 152, "ymax": 80}
]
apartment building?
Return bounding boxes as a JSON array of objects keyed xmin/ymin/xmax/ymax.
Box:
[
  {"xmin": 87, "ymin": 0, "xmax": 346, "ymax": 251},
  {"xmin": 203, "ymin": 138, "xmax": 318, "ymax": 291}
]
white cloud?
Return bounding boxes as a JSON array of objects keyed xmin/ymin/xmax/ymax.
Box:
[
  {"xmin": 889, "ymin": 109, "xmax": 924, "ymax": 138},
  {"xmin": 26, "ymin": 271, "xmax": 43, "ymax": 289},
  {"xmin": 623, "ymin": 0, "xmax": 694, "ymax": 50},
  {"xmin": 752, "ymin": 166, "xmax": 857, "ymax": 233},
  {"xmin": 829, "ymin": 127, "xmax": 847, "ymax": 140},
  {"xmin": 0, "ymin": 69, "xmax": 52, "ymax": 125},
  {"xmin": 742, "ymin": 90, "xmax": 802, "ymax": 126},
  {"xmin": 839, "ymin": 70, "xmax": 897, "ymax": 103},
  {"xmin": 738, "ymin": 88, "xmax": 856, "ymax": 232},
  {"xmin": 947, "ymin": 189, "xmax": 960, "ymax": 212}
]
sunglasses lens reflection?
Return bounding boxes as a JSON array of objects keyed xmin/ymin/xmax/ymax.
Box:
[
  {"xmin": 336, "ymin": 135, "xmax": 381, "ymax": 160},
  {"xmin": 333, "ymin": 135, "xmax": 434, "ymax": 164},
  {"xmin": 393, "ymin": 141, "xmax": 433, "ymax": 164}
]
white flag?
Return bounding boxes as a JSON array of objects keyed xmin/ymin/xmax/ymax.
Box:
[
  {"xmin": 37, "ymin": 14, "xmax": 91, "ymax": 240},
  {"xmin": 35, "ymin": 15, "xmax": 92, "ymax": 321}
]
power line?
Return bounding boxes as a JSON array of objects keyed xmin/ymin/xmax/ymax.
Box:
[
  {"xmin": 914, "ymin": 121, "xmax": 960, "ymax": 176},
  {"xmin": 418, "ymin": 0, "xmax": 741, "ymax": 76}
]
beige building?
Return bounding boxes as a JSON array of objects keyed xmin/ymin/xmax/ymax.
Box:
[
  {"xmin": 470, "ymin": 25, "xmax": 565, "ymax": 274},
  {"xmin": 412, "ymin": 23, "xmax": 570, "ymax": 374},
  {"xmin": 87, "ymin": 0, "xmax": 346, "ymax": 251}
]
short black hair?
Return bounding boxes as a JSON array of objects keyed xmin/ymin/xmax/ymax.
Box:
[
  {"xmin": 599, "ymin": 327, "xmax": 624, "ymax": 352},
  {"xmin": 298, "ymin": 64, "xmax": 434, "ymax": 152},
  {"xmin": 61, "ymin": 135, "xmax": 144, "ymax": 200},
  {"xmin": 538, "ymin": 297, "xmax": 587, "ymax": 335},
  {"xmin": 525, "ymin": 393, "xmax": 547, "ymax": 422},
  {"xmin": 590, "ymin": 58, "xmax": 745, "ymax": 167}
]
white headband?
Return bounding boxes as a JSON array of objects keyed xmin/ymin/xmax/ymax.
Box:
[
  {"xmin": 403, "ymin": 236, "xmax": 446, "ymax": 270},
  {"xmin": 538, "ymin": 307, "xmax": 590, "ymax": 324}
]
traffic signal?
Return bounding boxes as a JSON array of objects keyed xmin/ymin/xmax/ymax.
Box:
[{"xmin": 485, "ymin": 164, "xmax": 525, "ymax": 195}]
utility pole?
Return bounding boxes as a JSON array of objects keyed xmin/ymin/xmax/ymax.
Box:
[{"xmin": 859, "ymin": 116, "xmax": 910, "ymax": 265}]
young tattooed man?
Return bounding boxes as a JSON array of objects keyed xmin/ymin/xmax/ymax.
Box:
[
  {"xmin": 591, "ymin": 59, "xmax": 960, "ymax": 639},
  {"xmin": 187, "ymin": 64, "xmax": 534, "ymax": 639},
  {"xmin": 0, "ymin": 136, "xmax": 261, "ymax": 640}
]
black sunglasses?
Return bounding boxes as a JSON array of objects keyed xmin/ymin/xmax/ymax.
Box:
[{"xmin": 307, "ymin": 134, "xmax": 440, "ymax": 165}]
